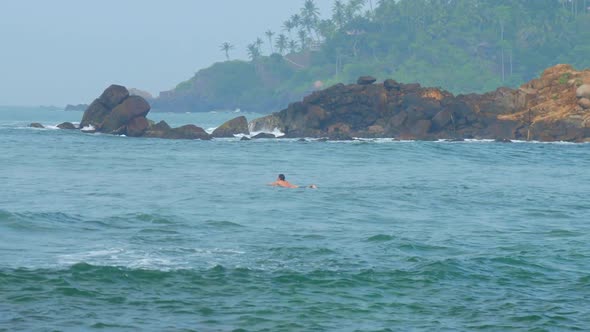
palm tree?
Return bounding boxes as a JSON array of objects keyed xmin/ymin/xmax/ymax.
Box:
[
  {"xmin": 301, "ymin": 0, "xmax": 321, "ymax": 41},
  {"xmin": 275, "ymin": 34, "xmax": 288, "ymax": 55},
  {"xmin": 247, "ymin": 43, "xmax": 261, "ymax": 61},
  {"xmin": 219, "ymin": 42, "xmax": 234, "ymax": 61},
  {"xmin": 288, "ymin": 40, "xmax": 299, "ymax": 54},
  {"xmin": 290, "ymin": 14, "xmax": 302, "ymax": 30},
  {"xmin": 333, "ymin": 0, "xmax": 347, "ymax": 27},
  {"xmin": 298, "ymin": 30, "xmax": 308, "ymax": 51},
  {"xmin": 345, "ymin": 0, "xmax": 365, "ymax": 22},
  {"xmin": 283, "ymin": 19, "xmax": 295, "ymax": 39},
  {"xmin": 265, "ymin": 30, "xmax": 275, "ymax": 54}
]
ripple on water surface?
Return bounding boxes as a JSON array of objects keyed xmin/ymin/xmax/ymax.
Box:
[{"xmin": 1, "ymin": 111, "xmax": 590, "ymax": 330}]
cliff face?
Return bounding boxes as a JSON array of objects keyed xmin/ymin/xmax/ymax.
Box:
[{"xmin": 250, "ymin": 65, "xmax": 590, "ymax": 142}]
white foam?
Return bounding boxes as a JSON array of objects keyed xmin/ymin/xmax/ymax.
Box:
[
  {"xmin": 249, "ymin": 128, "xmax": 285, "ymax": 138},
  {"xmin": 80, "ymin": 125, "xmax": 95, "ymax": 132}
]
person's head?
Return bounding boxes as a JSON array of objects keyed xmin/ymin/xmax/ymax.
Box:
[{"xmin": 278, "ymin": 174, "xmax": 285, "ymax": 181}]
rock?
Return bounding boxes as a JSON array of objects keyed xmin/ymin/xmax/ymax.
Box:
[
  {"xmin": 249, "ymin": 114, "xmax": 281, "ymax": 132},
  {"xmin": 357, "ymin": 76, "xmax": 377, "ymax": 85},
  {"xmin": 168, "ymin": 125, "xmax": 211, "ymax": 140},
  {"xmin": 29, "ymin": 123, "xmax": 44, "ymax": 128},
  {"xmin": 432, "ymin": 110, "xmax": 453, "ymax": 130},
  {"xmin": 240, "ymin": 137, "xmax": 251, "ymax": 141},
  {"xmin": 298, "ymin": 138, "xmax": 307, "ymax": 142},
  {"xmin": 252, "ymin": 133, "xmax": 276, "ymax": 139},
  {"xmin": 80, "ymin": 99, "xmax": 111, "ymax": 129},
  {"xmin": 144, "ymin": 120, "xmax": 172, "ymax": 138},
  {"xmin": 98, "ymin": 85, "xmax": 129, "ymax": 109},
  {"xmin": 577, "ymin": 84, "xmax": 590, "ymax": 99},
  {"xmin": 384, "ymin": 79, "xmax": 401, "ymax": 91},
  {"xmin": 126, "ymin": 117, "xmax": 149, "ymax": 137},
  {"xmin": 579, "ymin": 98, "xmax": 590, "ymax": 109},
  {"xmin": 211, "ymin": 116, "xmax": 249, "ymax": 138},
  {"xmin": 101, "ymin": 96, "xmax": 151, "ymax": 134},
  {"xmin": 57, "ymin": 122, "xmax": 77, "ymax": 130},
  {"xmin": 495, "ymin": 138, "xmax": 513, "ymax": 143}
]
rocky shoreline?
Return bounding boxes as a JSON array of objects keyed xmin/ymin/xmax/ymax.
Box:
[
  {"xmin": 32, "ymin": 64, "xmax": 590, "ymax": 143},
  {"xmin": 251, "ymin": 64, "xmax": 590, "ymax": 142}
]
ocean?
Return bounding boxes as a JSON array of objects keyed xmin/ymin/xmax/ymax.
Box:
[{"xmin": 1, "ymin": 106, "xmax": 589, "ymax": 331}]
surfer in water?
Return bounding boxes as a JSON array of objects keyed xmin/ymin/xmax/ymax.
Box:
[{"xmin": 269, "ymin": 174, "xmax": 318, "ymax": 189}]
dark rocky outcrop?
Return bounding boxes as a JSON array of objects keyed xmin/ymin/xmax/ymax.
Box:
[
  {"xmin": 101, "ymin": 96, "xmax": 150, "ymax": 134},
  {"xmin": 78, "ymin": 85, "xmax": 153, "ymax": 137},
  {"xmin": 75, "ymin": 85, "xmax": 211, "ymax": 140},
  {"xmin": 251, "ymin": 67, "xmax": 590, "ymax": 142},
  {"xmin": 29, "ymin": 123, "xmax": 44, "ymax": 128},
  {"xmin": 211, "ymin": 116, "xmax": 249, "ymax": 138},
  {"xmin": 57, "ymin": 122, "xmax": 77, "ymax": 130}
]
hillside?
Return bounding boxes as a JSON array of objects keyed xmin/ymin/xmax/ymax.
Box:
[{"xmin": 152, "ymin": 0, "xmax": 590, "ymax": 113}]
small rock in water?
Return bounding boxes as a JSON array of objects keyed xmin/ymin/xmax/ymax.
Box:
[
  {"xmin": 297, "ymin": 138, "xmax": 307, "ymax": 142},
  {"xmin": 240, "ymin": 137, "xmax": 251, "ymax": 141},
  {"xmin": 495, "ymin": 138, "xmax": 513, "ymax": 143},
  {"xmin": 252, "ymin": 133, "xmax": 276, "ymax": 139},
  {"xmin": 57, "ymin": 122, "xmax": 77, "ymax": 130},
  {"xmin": 29, "ymin": 123, "xmax": 44, "ymax": 128}
]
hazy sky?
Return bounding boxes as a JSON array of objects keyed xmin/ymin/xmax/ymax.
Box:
[{"xmin": 0, "ymin": 0, "xmax": 336, "ymax": 106}]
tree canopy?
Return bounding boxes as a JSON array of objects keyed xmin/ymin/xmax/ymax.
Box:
[{"xmin": 163, "ymin": 0, "xmax": 590, "ymax": 113}]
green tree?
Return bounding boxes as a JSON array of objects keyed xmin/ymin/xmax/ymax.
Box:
[
  {"xmin": 276, "ymin": 34, "xmax": 289, "ymax": 55},
  {"xmin": 247, "ymin": 43, "xmax": 261, "ymax": 61},
  {"xmin": 301, "ymin": 0, "xmax": 321, "ymax": 41},
  {"xmin": 298, "ymin": 29, "xmax": 308, "ymax": 50},
  {"xmin": 265, "ymin": 30, "xmax": 276, "ymax": 54},
  {"xmin": 219, "ymin": 42, "xmax": 234, "ymax": 61},
  {"xmin": 288, "ymin": 39, "xmax": 299, "ymax": 53}
]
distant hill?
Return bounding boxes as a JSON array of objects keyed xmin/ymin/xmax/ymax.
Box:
[{"xmin": 152, "ymin": 0, "xmax": 590, "ymax": 113}]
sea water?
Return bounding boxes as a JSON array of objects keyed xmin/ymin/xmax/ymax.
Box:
[{"xmin": 1, "ymin": 107, "xmax": 589, "ymax": 331}]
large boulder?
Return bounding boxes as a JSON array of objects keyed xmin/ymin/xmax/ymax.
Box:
[
  {"xmin": 211, "ymin": 116, "xmax": 249, "ymax": 138},
  {"xmin": 101, "ymin": 96, "xmax": 151, "ymax": 134},
  {"xmin": 126, "ymin": 117, "xmax": 149, "ymax": 137},
  {"xmin": 357, "ymin": 76, "xmax": 377, "ymax": 85},
  {"xmin": 98, "ymin": 85, "xmax": 129, "ymax": 109},
  {"xmin": 577, "ymin": 84, "xmax": 590, "ymax": 99},
  {"xmin": 80, "ymin": 99, "xmax": 111, "ymax": 129},
  {"xmin": 579, "ymin": 98, "xmax": 590, "ymax": 109},
  {"xmin": 249, "ymin": 114, "xmax": 281, "ymax": 132}
]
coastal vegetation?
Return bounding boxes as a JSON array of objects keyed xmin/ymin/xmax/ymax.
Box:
[{"xmin": 153, "ymin": 0, "xmax": 590, "ymax": 113}]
